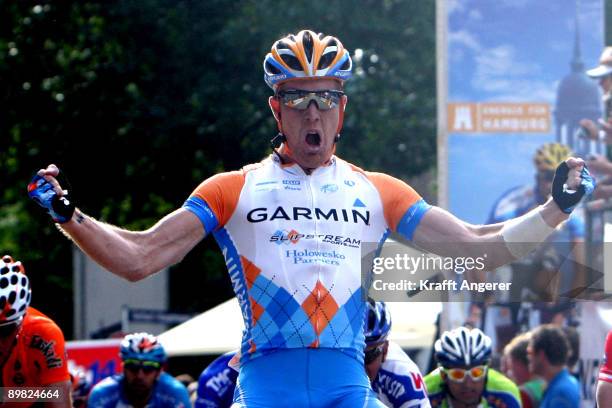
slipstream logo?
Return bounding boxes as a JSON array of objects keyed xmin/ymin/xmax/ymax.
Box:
[
  {"xmin": 270, "ymin": 230, "xmax": 360, "ymax": 248},
  {"xmin": 372, "ymin": 253, "xmax": 486, "ymax": 275}
]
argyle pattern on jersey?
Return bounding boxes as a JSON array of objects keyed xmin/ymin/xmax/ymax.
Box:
[{"xmin": 241, "ymin": 260, "xmax": 366, "ymax": 362}]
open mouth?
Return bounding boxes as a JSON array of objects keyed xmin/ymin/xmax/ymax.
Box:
[{"xmin": 305, "ymin": 131, "xmax": 321, "ymax": 146}]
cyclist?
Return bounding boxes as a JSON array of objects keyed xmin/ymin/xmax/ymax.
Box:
[
  {"xmin": 597, "ymin": 329, "xmax": 612, "ymax": 407},
  {"xmin": 425, "ymin": 327, "xmax": 521, "ymax": 408},
  {"xmin": 70, "ymin": 368, "xmax": 93, "ymax": 408},
  {"xmin": 194, "ymin": 351, "xmax": 238, "ymax": 408},
  {"xmin": 364, "ymin": 301, "xmax": 430, "ymax": 407},
  {"xmin": 29, "ymin": 29, "xmax": 593, "ymax": 407},
  {"xmin": 87, "ymin": 332, "xmax": 191, "ymax": 408},
  {"xmin": 0, "ymin": 254, "xmax": 72, "ymax": 407}
]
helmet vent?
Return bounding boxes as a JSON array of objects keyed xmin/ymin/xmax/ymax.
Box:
[
  {"xmin": 280, "ymin": 53, "xmax": 303, "ymax": 71},
  {"xmin": 318, "ymin": 50, "xmax": 336, "ymax": 70},
  {"xmin": 340, "ymin": 56, "xmax": 352, "ymax": 71},
  {"xmin": 303, "ymin": 31, "xmax": 314, "ymax": 63},
  {"xmin": 277, "ymin": 41, "xmax": 291, "ymax": 50},
  {"xmin": 265, "ymin": 61, "xmax": 281, "ymax": 75}
]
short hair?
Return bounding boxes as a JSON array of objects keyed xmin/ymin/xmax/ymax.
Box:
[
  {"xmin": 504, "ymin": 332, "xmax": 531, "ymax": 367},
  {"xmin": 530, "ymin": 324, "xmax": 569, "ymax": 366},
  {"xmin": 562, "ymin": 326, "xmax": 580, "ymax": 368}
]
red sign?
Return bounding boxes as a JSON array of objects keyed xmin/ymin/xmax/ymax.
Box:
[{"xmin": 66, "ymin": 339, "xmax": 122, "ymax": 386}]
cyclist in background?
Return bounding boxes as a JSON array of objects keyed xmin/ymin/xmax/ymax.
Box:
[
  {"xmin": 87, "ymin": 332, "xmax": 191, "ymax": 408},
  {"xmin": 0, "ymin": 255, "xmax": 72, "ymax": 408},
  {"xmin": 425, "ymin": 327, "xmax": 521, "ymax": 408},
  {"xmin": 195, "ymin": 351, "xmax": 239, "ymax": 408},
  {"xmin": 364, "ymin": 301, "xmax": 430, "ymax": 407},
  {"xmin": 70, "ymin": 368, "xmax": 93, "ymax": 408}
]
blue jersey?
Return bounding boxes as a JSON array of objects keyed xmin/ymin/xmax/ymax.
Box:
[
  {"xmin": 539, "ymin": 368, "xmax": 580, "ymax": 408},
  {"xmin": 372, "ymin": 342, "xmax": 430, "ymax": 408},
  {"xmin": 88, "ymin": 371, "xmax": 192, "ymax": 408},
  {"xmin": 195, "ymin": 352, "xmax": 239, "ymax": 408}
]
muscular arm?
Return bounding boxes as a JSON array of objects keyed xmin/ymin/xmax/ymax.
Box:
[
  {"xmin": 60, "ymin": 208, "xmax": 205, "ymax": 281},
  {"xmin": 413, "ymin": 198, "xmax": 568, "ymax": 270}
]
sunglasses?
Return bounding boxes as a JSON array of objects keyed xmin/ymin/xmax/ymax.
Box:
[
  {"xmin": 364, "ymin": 345, "xmax": 384, "ymax": 365},
  {"xmin": 276, "ymin": 89, "xmax": 344, "ymax": 110},
  {"xmin": 441, "ymin": 365, "xmax": 488, "ymax": 383},
  {"xmin": 124, "ymin": 359, "xmax": 161, "ymax": 374}
]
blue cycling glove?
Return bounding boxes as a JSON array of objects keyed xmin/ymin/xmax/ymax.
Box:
[
  {"xmin": 27, "ymin": 173, "xmax": 76, "ymax": 223},
  {"xmin": 551, "ymin": 162, "xmax": 596, "ymax": 214}
]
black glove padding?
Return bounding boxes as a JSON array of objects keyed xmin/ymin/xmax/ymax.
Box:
[{"xmin": 551, "ymin": 162, "xmax": 595, "ymax": 214}]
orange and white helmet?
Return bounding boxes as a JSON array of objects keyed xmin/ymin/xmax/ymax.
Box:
[
  {"xmin": 0, "ymin": 255, "xmax": 31, "ymax": 325},
  {"xmin": 263, "ymin": 30, "xmax": 353, "ymax": 89}
]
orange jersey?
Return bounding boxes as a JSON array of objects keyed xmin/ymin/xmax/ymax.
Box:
[{"xmin": 1, "ymin": 307, "xmax": 70, "ymax": 390}]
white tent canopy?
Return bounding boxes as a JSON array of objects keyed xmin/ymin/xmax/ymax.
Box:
[{"xmin": 159, "ymin": 298, "xmax": 441, "ymax": 357}]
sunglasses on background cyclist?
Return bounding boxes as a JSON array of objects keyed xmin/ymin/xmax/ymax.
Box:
[
  {"xmin": 276, "ymin": 89, "xmax": 344, "ymax": 110},
  {"xmin": 441, "ymin": 365, "xmax": 488, "ymax": 383},
  {"xmin": 364, "ymin": 345, "xmax": 384, "ymax": 365},
  {"xmin": 123, "ymin": 359, "xmax": 161, "ymax": 374}
]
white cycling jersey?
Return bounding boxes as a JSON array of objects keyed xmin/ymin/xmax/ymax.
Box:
[
  {"xmin": 183, "ymin": 155, "xmax": 430, "ymax": 365},
  {"xmin": 373, "ymin": 342, "xmax": 431, "ymax": 408}
]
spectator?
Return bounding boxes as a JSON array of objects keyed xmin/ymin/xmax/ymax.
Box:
[
  {"xmin": 503, "ymin": 332, "xmax": 545, "ymax": 408},
  {"xmin": 528, "ymin": 324, "xmax": 580, "ymax": 408}
]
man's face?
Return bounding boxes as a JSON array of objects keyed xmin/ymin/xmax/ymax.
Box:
[
  {"xmin": 0, "ymin": 322, "xmax": 21, "ymax": 366},
  {"xmin": 505, "ymin": 356, "xmax": 530, "ymax": 385},
  {"xmin": 123, "ymin": 359, "xmax": 161, "ymax": 399},
  {"xmin": 364, "ymin": 341, "xmax": 388, "ymax": 382},
  {"xmin": 441, "ymin": 366, "xmax": 487, "ymax": 405},
  {"xmin": 275, "ymin": 78, "xmax": 346, "ymax": 171},
  {"xmin": 527, "ymin": 343, "xmax": 544, "ymax": 376}
]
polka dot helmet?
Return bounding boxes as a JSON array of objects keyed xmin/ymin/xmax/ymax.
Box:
[
  {"xmin": 0, "ymin": 255, "xmax": 31, "ymax": 325},
  {"xmin": 120, "ymin": 332, "xmax": 167, "ymax": 363}
]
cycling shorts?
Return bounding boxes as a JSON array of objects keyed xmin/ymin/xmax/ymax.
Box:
[{"xmin": 231, "ymin": 348, "xmax": 385, "ymax": 408}]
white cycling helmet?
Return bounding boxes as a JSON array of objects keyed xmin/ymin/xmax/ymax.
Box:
[{"xmin": 434, "ymin": 327, "xmax": 492, "ymax": 367}]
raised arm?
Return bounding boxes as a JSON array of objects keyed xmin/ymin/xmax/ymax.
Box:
[
  {"xmin": 29, "ymin": 164, "xmax": 206, "ymax": 281},
  {"xmin": 413, "ymin": 158, "xmax": 593, "ymax": 270},
  {"xmin": 413, "ymin": 199, "xmax": 567, "ymax": 269}
]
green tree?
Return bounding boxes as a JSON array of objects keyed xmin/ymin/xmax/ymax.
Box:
[{"xmin": 0, "ymin": 0, "xmax": 436, "ymax": 337}]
